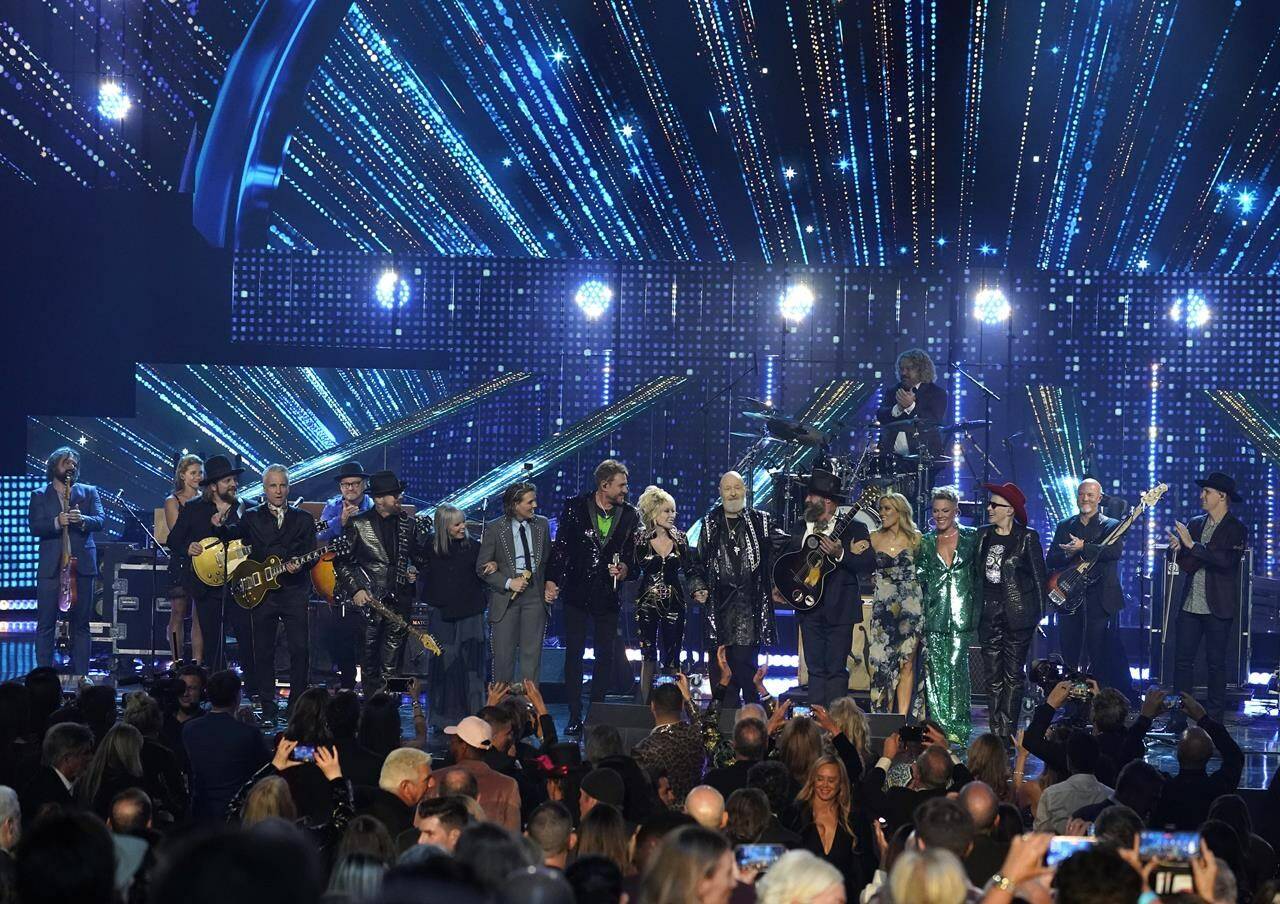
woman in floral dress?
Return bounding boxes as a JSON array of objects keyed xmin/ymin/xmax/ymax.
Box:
[{"xmin": 867, "ymin": 492, "xmax": 924, "ymax": 717}]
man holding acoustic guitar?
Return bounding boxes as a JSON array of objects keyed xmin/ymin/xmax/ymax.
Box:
[{"xmin": 28, "ymin": 446, "xmax": 103, "ymax": 678}]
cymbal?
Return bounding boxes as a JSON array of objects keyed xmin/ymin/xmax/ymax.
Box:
[
  {"xmin": 730, "ymin": 431, "xmax": 776, "ymax": 441},
  {"xmin": 737, "ymin": 396, "xmax": 771, "ymax": 411},
  {"xmin": 941, "ymin": 420, "xmax": 990, "ymax": 432},
  {"xmin": 874, "ymin": 416, "xmax": 918, "ymax": 431}
]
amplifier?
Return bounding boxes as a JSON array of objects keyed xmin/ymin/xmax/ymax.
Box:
[{"xmin": 101, "ymin": 548, "xmax": 174, "ymax": 657}]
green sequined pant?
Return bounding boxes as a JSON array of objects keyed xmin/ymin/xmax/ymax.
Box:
[{"xmin": 924, "ymin": 629, "xmax": 974, "ymax": 745}]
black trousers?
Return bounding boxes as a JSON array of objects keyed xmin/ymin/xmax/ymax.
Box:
[
  {"xmin": 978, "ymin": 602, "xmax": 1035, "ymax": 742},
  {"xmin": 325, "ymin": 602, "xmax": 364, "ymax": 690},
  {"xmin": 797, "ymin": 599, "xmax": 855, "ymax": 708},
  {"xmin": 714, "ymin": 644, "xmax": 760, "ymax": 707},
  {"xmin": 563, "ymin": 604, "xmax": 619, "ymax": 722},
  {"xmin": 361, "ymin": 595, "xmax": 410, "ymax": 694},
  {"xmin": 1174, "ymin": 608, "xmax": 1232, "ymax": 721},
  {"xmin": 635, "ymin": 602, "xmax": 684, "ymax": 669},
  {"xmin": 251, "ymin": 586, "xmax": 310, "ymax": 716},
  {"xmin": 193, "ymin": 584, "xmax": 258, "ymax": 696},
  {"xmin": 1058, "ymin": 594, "xmax": 1110, "ymax": 673}
]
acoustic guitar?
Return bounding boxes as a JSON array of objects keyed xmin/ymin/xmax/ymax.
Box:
[
  {"xmin": 1047, "ymin": 482, "xmax": 1168, "ymax": 613},
  {"xmin": 772, "ymin": 486, "xmax": 881, "ymax": 611}
]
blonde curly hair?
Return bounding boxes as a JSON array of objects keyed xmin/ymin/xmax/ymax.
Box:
[{"xmin": 637, "ymin": 485, "xmax": 677, "ymax": 531}]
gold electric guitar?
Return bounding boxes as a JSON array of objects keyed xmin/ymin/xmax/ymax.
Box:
[
  {"xmin": 192, "ymin": 537, "xmax": 248, "ymax": 587},
  {"xmin": 230, "ymin": 537, "xmax": 352, "ymax": 610}
]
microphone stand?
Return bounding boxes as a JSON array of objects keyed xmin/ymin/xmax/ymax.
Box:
[
  {"xmin": 953, "ymin": 364, "xmax": 1001, "ymax": 489},
  {"xmin": 112, "ymin": 489, "xmax": 165, "ymax": 679}
]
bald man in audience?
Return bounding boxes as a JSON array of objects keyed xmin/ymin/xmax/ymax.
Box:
[
  {"xmin": 958, "ymin": 781, "xmax": 1007, "ymax": 886},
  {"xmin": 684, "ymin": 785, "xmax": 728, "ymax": 831}
]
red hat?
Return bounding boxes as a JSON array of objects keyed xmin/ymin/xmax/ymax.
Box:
[{"xmin": 981, "ymin": 482, "xmax": 1028, "ymax": 526}]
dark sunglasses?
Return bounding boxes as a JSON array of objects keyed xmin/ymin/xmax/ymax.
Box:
[{"xmin": 987, "ymin": 501, "xmax": 1013, "ymax": 509}]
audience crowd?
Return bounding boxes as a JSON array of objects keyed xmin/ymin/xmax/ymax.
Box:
[{"xmin": 0, "ymin": 655, "xmax": 1277, "ymax": 904}]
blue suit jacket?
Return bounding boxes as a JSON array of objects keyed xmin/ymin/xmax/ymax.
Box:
[
  {"xmin": 183, "ymin": 711, "xmax": 270, "ymax": 822},
  {"xmin": 27, "ymin": 482, "xmax": 104, "ymax": 577}
]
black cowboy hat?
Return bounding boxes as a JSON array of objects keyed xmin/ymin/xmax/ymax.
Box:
[
  {"xmin": 1196, "ymin": 471, "xmax": 1242, "ymax": 502},
  {"xmin": 334, "ymin": 460, "xmax": 370, "ymax": 482},
  {"xmin": 199, "ymin": 455, "xmax": 244, "ymax": 487},
  {"xmin": 803, "ymin": 468, "xmax": 847, "ymax": 503},
  {"xmin": 367, "ymin": 469, "xmax": 408, "ymax": 498}
]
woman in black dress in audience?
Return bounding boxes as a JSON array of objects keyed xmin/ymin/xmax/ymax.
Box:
[{"xmin": 788, "ymin": 754, "xmax": 877, "ymax": 901}]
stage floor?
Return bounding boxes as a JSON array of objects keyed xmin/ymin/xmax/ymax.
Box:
[{"xmin": 5, "ymin": 639, "xmax": 1276, "ymax": 790}]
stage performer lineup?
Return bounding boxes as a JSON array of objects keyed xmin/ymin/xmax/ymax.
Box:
[{"xmin": 29, "ymin": 347, "xmax": 1251, "ymax": 739}]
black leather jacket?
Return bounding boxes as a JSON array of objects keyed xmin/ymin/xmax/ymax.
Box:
[
  {"xmin": 546, "ymin": 492, "xmax": 639, "ymax": 612},
  {"xmin": 333, "ymin": 509, "xmax": 432, "ymax": 602},
  {"xmin": 973, "ymin": 523, "xmax": 1047, "ymax": 630}
]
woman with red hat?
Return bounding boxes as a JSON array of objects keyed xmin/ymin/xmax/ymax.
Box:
[{"xmin": 974, "ymin": 482, "xmax": 1047, "ymax": 751}]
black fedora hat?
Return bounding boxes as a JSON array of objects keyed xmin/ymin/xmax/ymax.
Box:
[
  {"xmin": 367, "ymin": 470, "xmax": 407, "ymax": 498},
  {"xmin": 334, "ymin": 460, "xmax": 370, "ymax": 482},
  {"xmin": 803, "ymin": 468, "xmax": 847, "ymax": 503},
  {"xmin": 1196, "ymin": 471, "xmax": 1242, "ymax": 502},
  {"xmin": 199, "ymin": 455, "xmax": 244, "ymax": 487}
]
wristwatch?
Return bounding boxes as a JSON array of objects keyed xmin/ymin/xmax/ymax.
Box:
[{"xmin": 990, "ymin": 874, "xmax": 1015, "ymax": 892}]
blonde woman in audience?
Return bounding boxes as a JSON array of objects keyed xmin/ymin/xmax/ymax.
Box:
[
  {"xmin": 887, "ymin": 848, "xmax": 970, "ymax": 904},
  {"xmin": 637, "ymin": 825, "xmax": 735, "ymax": 904},
  {"xmin": 756, "ymin": 849, "xmax": 847, "ymax": 904},
  {"xmin": 828, "ymin": 696, "xmax": 872, "ymax": 773}
]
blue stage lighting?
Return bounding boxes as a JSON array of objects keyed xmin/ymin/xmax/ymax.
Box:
[
  {"xmin": 778, "ymin": 284, "xmax": 816, "ymax": 322},
  {"xmin": 972, "ymin": 287, "xmax": 1011, "ymax": 324},
  {"xmin": 574, "ymin": 280, "xmax": 613, "ymax": 319},
  {"xmin": 1169, "ymin": 290, "xmax": 1210, "ymax": 328},
  {"xmin": 374, "ymin": 270, "xmax": 410, "ymax": 309},
  {"xmin": 1237, "ymin": 190, "xmax": 1256, "ymax": 214},
  {"xmin": 97, "ymin": 83, "xmax": 132, "ymax": 120}
]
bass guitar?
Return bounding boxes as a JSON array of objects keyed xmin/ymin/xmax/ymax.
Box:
[
  {"xmin": 57, "ymin": 477, "xmax": 78, "ymax": 612},
  {"xmin": 772, "ymin": 486, "xmax": 881, "ymax": 611},
  {"xmin": 1047, "ymin": 482, "xmax": 1168, "ymax": 614},
  {"xmin": 361, "ymin": 595, "xmax": 442, "ymax": 656},
  {"xmin": 231, "ymin": 537, "xmax": 352, "ymax": 610}
]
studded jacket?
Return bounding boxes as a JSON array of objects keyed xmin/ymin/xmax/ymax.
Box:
[{"xmin": 333, "ymin": 509, "xmax": 433, "ymax": 603}]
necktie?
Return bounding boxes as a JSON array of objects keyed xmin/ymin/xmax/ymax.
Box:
[
  {"xmin": 271, "ymin": 505, "xmax": 284, "ymax": 529},
  {"xmin": 518, "ymin": 522, "xmax": 533, "ymax": 572}
]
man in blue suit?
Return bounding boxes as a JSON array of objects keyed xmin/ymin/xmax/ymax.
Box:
[
  {"xmin": 183, "ymin": 669, "xmax": 269, "ymax": 822},
  {"xmin": 27, "ymin": 447, "xmax": 104, "ymax": 676}
]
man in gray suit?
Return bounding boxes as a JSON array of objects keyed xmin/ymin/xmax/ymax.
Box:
[{"xmin": 478, "ymin": 482, "xmax": 553, "ymax": 685}]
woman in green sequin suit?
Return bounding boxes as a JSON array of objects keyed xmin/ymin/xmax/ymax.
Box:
[{"xmin": 916, "ymin": 486, "xmax": 980, "ymax": 744}]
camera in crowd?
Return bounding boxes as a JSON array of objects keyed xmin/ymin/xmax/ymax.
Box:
[{"xmin": 1030, "ymin": 657, "xmax": 1095, "ymax": 701}]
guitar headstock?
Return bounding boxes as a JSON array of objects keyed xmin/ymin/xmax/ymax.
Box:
[
  {"xmin": 855, "ymin": 485, "xmax": 883, "ymax": 512},
  {"xmin": 1141, "ymin": 483, "xmax": 1169, "ymax": 507}
]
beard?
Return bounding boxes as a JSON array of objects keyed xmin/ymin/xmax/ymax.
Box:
[
  {"xmin": 804, "ymin": 501, "xmax": 827, "ymax": 523},
  {"xmin": 216, "ymin": 487, "xmax": 238, "ymax": 505},
  {"xmin": 722, "ymin": 496, "xmax": 746, "ymax": 515}
]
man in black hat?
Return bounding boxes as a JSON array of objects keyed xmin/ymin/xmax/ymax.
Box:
[
  {"xmin": 1167, "ymin": 472, "xmax": 1249, "ymax": 726},
  {"xmin": 319, "ymin": 461, "xmax": 372, "ymax": 690},
  {"xmin": 773, "ymin": 470, "xmax": 876, "ymax": 707},
  {"xmin": 166, "ymin": 455, "xmax": 256, "ymax": 684},
  {"xmin": 545, "ymin": 459, "xmax": 640, "ymax": 735},
  {"xmin": 240, "ymin": 465, "xmax": 316, "ymax": 723},
  {"xmin": 333, "ymin": 470, "xmax": 434, "ymax": 694}
]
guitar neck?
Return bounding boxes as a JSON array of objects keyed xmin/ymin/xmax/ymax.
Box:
[
  {"xmin": 265, "ymin": 544, "xmax": 332, "ymax": 581},
  {"xmin": 1100, "ymin": 503, "xmax": 1146, "ymax": 547}
]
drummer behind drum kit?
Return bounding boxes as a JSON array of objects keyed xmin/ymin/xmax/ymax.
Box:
[{"xmin": 733, "ymin": 397, "xmax": 987, "ymax": 528}]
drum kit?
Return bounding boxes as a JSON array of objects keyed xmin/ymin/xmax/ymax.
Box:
[{"xmin": 732, "ymin": 399, "xmax": 988, "ymax": 528}]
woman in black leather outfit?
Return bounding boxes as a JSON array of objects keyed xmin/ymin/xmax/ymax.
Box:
[
  {"xmin": 633, "ymin": 486, "xmax": 707, "ymax": 696},
  {"xmin": 974, "ymin": 482, "xmax": 1047, "ymax": 751}
]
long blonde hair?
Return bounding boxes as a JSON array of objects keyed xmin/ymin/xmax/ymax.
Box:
[
  {"xmin": 637, "ymin": 825, "xmax": 730, "ymax": 904},
  {"xmin": 797, "ymin": 755, "xmax": 854, "ymax": 839},
  {"xmin": 241, "ymin": 775, "xmax": 297, "ymax": 826},
  {"xmin": 173, "ymin": 454, "xmax": 203, "ymax": 495},
  {"xmin": 888, "ymin": 849, "xmax": 969, "ymax": 904},
  {"xmin": 876, "ymin": 492, "xmax": 922, "ymax": 550},
  {"xmin": 75, "ymin": 723, "xmax": 144, "ymax": 807},
  {"xmin": 828, "ymin": 696, "xmax": 871, "ymax": 770}
]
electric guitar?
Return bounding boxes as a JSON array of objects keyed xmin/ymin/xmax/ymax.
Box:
[
  {"xmin": 1047, "ymin": 482, "xmax": 1168, "ymax": 614},
  {"xmin": 772, "ymin": 486, "xmax": 881, "ymax": 611},
  {"xmin": 57, "ymin": 480, "xmax": 78, "ymax": 612},
  {"xmin": 361, "ymin": 594, "xmax": 442, "ymax": 656},
  {"xmin": 192, "ymin": 537, "xmax": 248, "ymax": 587},
  {"xmin": 230, "ymin": 537, "xmax": 352, "ymax": 610}
]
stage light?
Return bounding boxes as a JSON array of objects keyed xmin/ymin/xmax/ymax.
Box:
[
  {"xmin": 977, "ymin": 243, "xmax": 996, "ymax": 256},
  {"xmin": 574, "ymin": 280, "xmax": 613, "ymax": 319},
  {"xmin": 1237, "ymin": 190, "xmax": 1256, "ymax": 214},
  {"xmin": 778, "ymin": 284, "xmax": 815, "ymax": 322},
  {"xmin": 1137, "ymin": 258, "xmax": 1150, "ymax": 271},
  {"xmin": 97, "ymin": 83, "xmax": 131, "ymax": 120},
  {"xmin": 972, "ymin": 287, "xmax": 1011, "ymax": 324},
  {"xmin": 1169, "ymin": 290, "xmax": 1210, "ymax": 328},
  {"xmin": 550, "ymin": 49, "xmax": 567, "ymax": 63},
  {"xmin": 783, "ymin": 166, "xmax": 797, "ymax": 180},
  {"xmin": 374, "ymin": 270, "xmax": 410, "ymax": 309},
  {"xmin": 501, "ymin": 157, "xmax": 512, "ymax": 167},
  {"xmin": 620, "ymin": 124, "xmax": 635, "ymax": 138}
]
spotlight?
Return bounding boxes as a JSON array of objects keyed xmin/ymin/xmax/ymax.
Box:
[
  {"xmin": 778, "ymin": 284, "xmax": 815, "ymax": 323},
  {"xmin": 972, "ymin": 287, "xmax": 1011, "ymax": 324},
  {"xmin": 574, "ymin": 280, "xmax": 613, "ymax": 319},
  {"xmin": 1236, "ymin": 190, "xmax": 1256, "ymax": 214},
  {"xmin": 1169, "ymin": 290, "xmax": 1210, "ymax": 328},
  {"xmin": 98, "ymin": 82, "xmax": 132, "ymax": 120},
  {"xmin": 374, "ymin": 270, "xmax": 410, "ymax": 309}
]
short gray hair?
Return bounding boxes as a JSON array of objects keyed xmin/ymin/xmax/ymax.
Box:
[
  {"xmin": 379, "ymin": 747, "xmax": 431, "ymax": 794},
  {"xmin": 931, "ymin": 485, "xmax": 961, "ymax": 505},
  {"xmin": 0, "ymin": 786, "xmax": 19, "ymax": 827},
  {"xmin": 263, "ymin": 464, "xmax": 289, "ymax": 483},
  {"xmin": 43, "ymin": 722, "xmax": 93, "ymax": 768}
]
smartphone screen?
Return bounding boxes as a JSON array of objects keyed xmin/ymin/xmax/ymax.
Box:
[
  {"xmin": 1045, "ymin": 836, "xmax": 1096, "ymax": 867},
  {"xmin": 652, "ymin": 675, "xmax": 679, "ymax": 687},
  {"xmin": 384, "ymin": 676, "xmax": 413, "ymax": 695},
  {"xmin": 1139, "ymin": 831, "xmax": 1200, "ymax": 861},
  {"xmin": 790, "ymin": 704, "xmax": 813, "ymax": 719},
  {"xmin": 734, "ymin": 844, "xmax": 786, "ymax": 873},
  {"xmin": 289, "ymin": 744, "xmax": 316, "ymax": 762}
]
